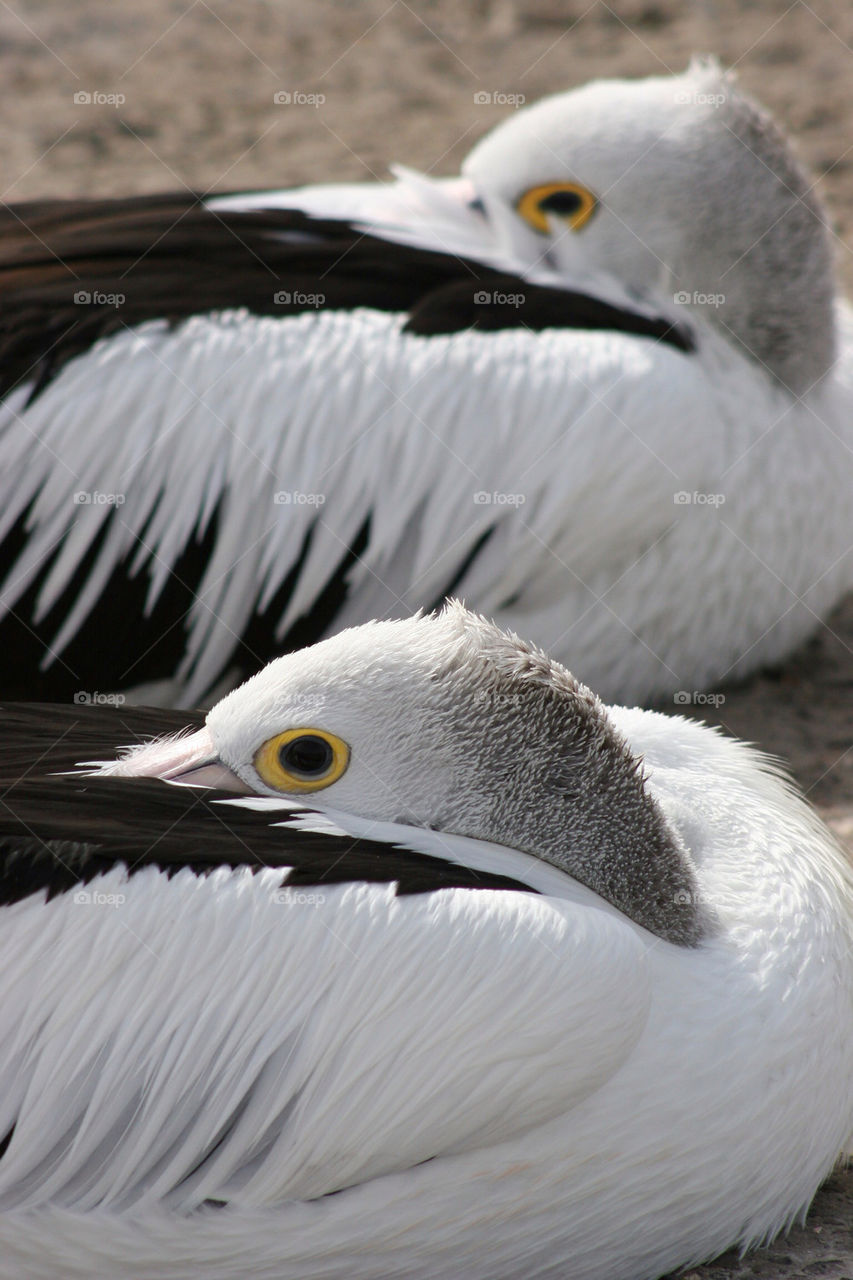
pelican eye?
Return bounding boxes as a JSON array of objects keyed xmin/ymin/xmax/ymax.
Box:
[
  {"xmin": 540, "ymin": 190, "xmax": 583, "ymax": 217},
  {"xmin": 253, "ymin": 728, "xmax": 350, "ymax": 793},
  {"xmin": 516, "ymin": 182, "xmax": 597, "ymax": 234},
  {"xmin": 281, "ymin": 735, "xmax": 331, "ymax": 776}
]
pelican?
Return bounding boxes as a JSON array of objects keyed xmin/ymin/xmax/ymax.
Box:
[
  {"xmin": 0, "ymin": 603, "xmax": 850, "ymax": 1278},
  {"xmin": 0, "ymin": 58, "xmax": 850, "ymax": 706}
]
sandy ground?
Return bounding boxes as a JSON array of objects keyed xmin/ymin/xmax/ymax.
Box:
[{"xmin": 1, "ymin": 1, "xmax": 851, "ymax": 1275}]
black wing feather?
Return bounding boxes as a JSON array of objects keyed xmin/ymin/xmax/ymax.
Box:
[
  {"xmin": 0, "ymin": 194, "xmax": 694, "ymax": 401},
  {"xmin": 0, "ymin": 702, "xmax": 535, "ymax": 905}
]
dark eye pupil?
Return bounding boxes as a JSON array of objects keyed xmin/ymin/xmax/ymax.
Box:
[
  {"xmin": 539, "ymin": 190, "xmax": 583, "ymax": 216},
  {"xmin": 279, "ymin": 735, "xmax": 333, "ymax": 777}
]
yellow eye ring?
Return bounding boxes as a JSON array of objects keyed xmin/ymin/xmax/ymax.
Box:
[
  {"xmin": 516, "ymin": 182, "xmax": 597, "ymax": 234},
  {"xmin": 253, "ymin": 728, "xmax": 350, "ymax": 793}
]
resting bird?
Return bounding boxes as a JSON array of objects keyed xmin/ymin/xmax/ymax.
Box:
[
  {"xmin": 0, "ymin": 58, "xmax": 851, "ymax": 707},
  {"xmin": 0, "ymin": 603, "xmax": 850, "ymax": 1280}
]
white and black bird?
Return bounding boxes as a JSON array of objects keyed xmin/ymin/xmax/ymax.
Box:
[
  {"xmin": 0, "ymin": 58, "xmax": 851, "ymax": 706},
  {"xmin": 0, "ymin": 603, "xmax": 851, "ymax": 1280}
]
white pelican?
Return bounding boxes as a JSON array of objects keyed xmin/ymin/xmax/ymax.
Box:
[
  {"xmin": 0, "ymin": 603, "xmax": 850, "ymax": 1279},
  {"xmin": 0, "ymin": 59, "xmax": 850, "ymax": 706}
]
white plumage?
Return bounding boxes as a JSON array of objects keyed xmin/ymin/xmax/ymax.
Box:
[
  {"xmin": 0, "ymin": 59, "xmax": 851, "ymax": 705},
  {"xmin": 0, "ymin": 604, "xmax": 851, "ymax": 1279}
]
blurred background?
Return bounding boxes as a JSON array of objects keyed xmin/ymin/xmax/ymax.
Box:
[{"xmin": 1, "ymin": 0, "xmax": 852, "ymax": 294}]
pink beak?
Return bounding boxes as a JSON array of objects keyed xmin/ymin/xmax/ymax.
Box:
[{"xmin": 98, "ymin": 726, "xmax": 254, "ymax": 793}]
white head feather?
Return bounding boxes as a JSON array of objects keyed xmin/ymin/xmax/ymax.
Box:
[
  {"xmin": 111, "ymin": 603, "xmax": 706, "ymax": 944},
  {"xmin": 463, "ymin": 58, "xmax": 836, "ymax": 393}
]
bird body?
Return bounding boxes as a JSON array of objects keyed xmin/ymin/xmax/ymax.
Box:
[
  {"xmin": 0, "ymin": 605, "xmax": 850, "ymax": 1279},
  {"xmin": 0, "ymin": 59, "xmax": 851, "ymax": 705}
]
